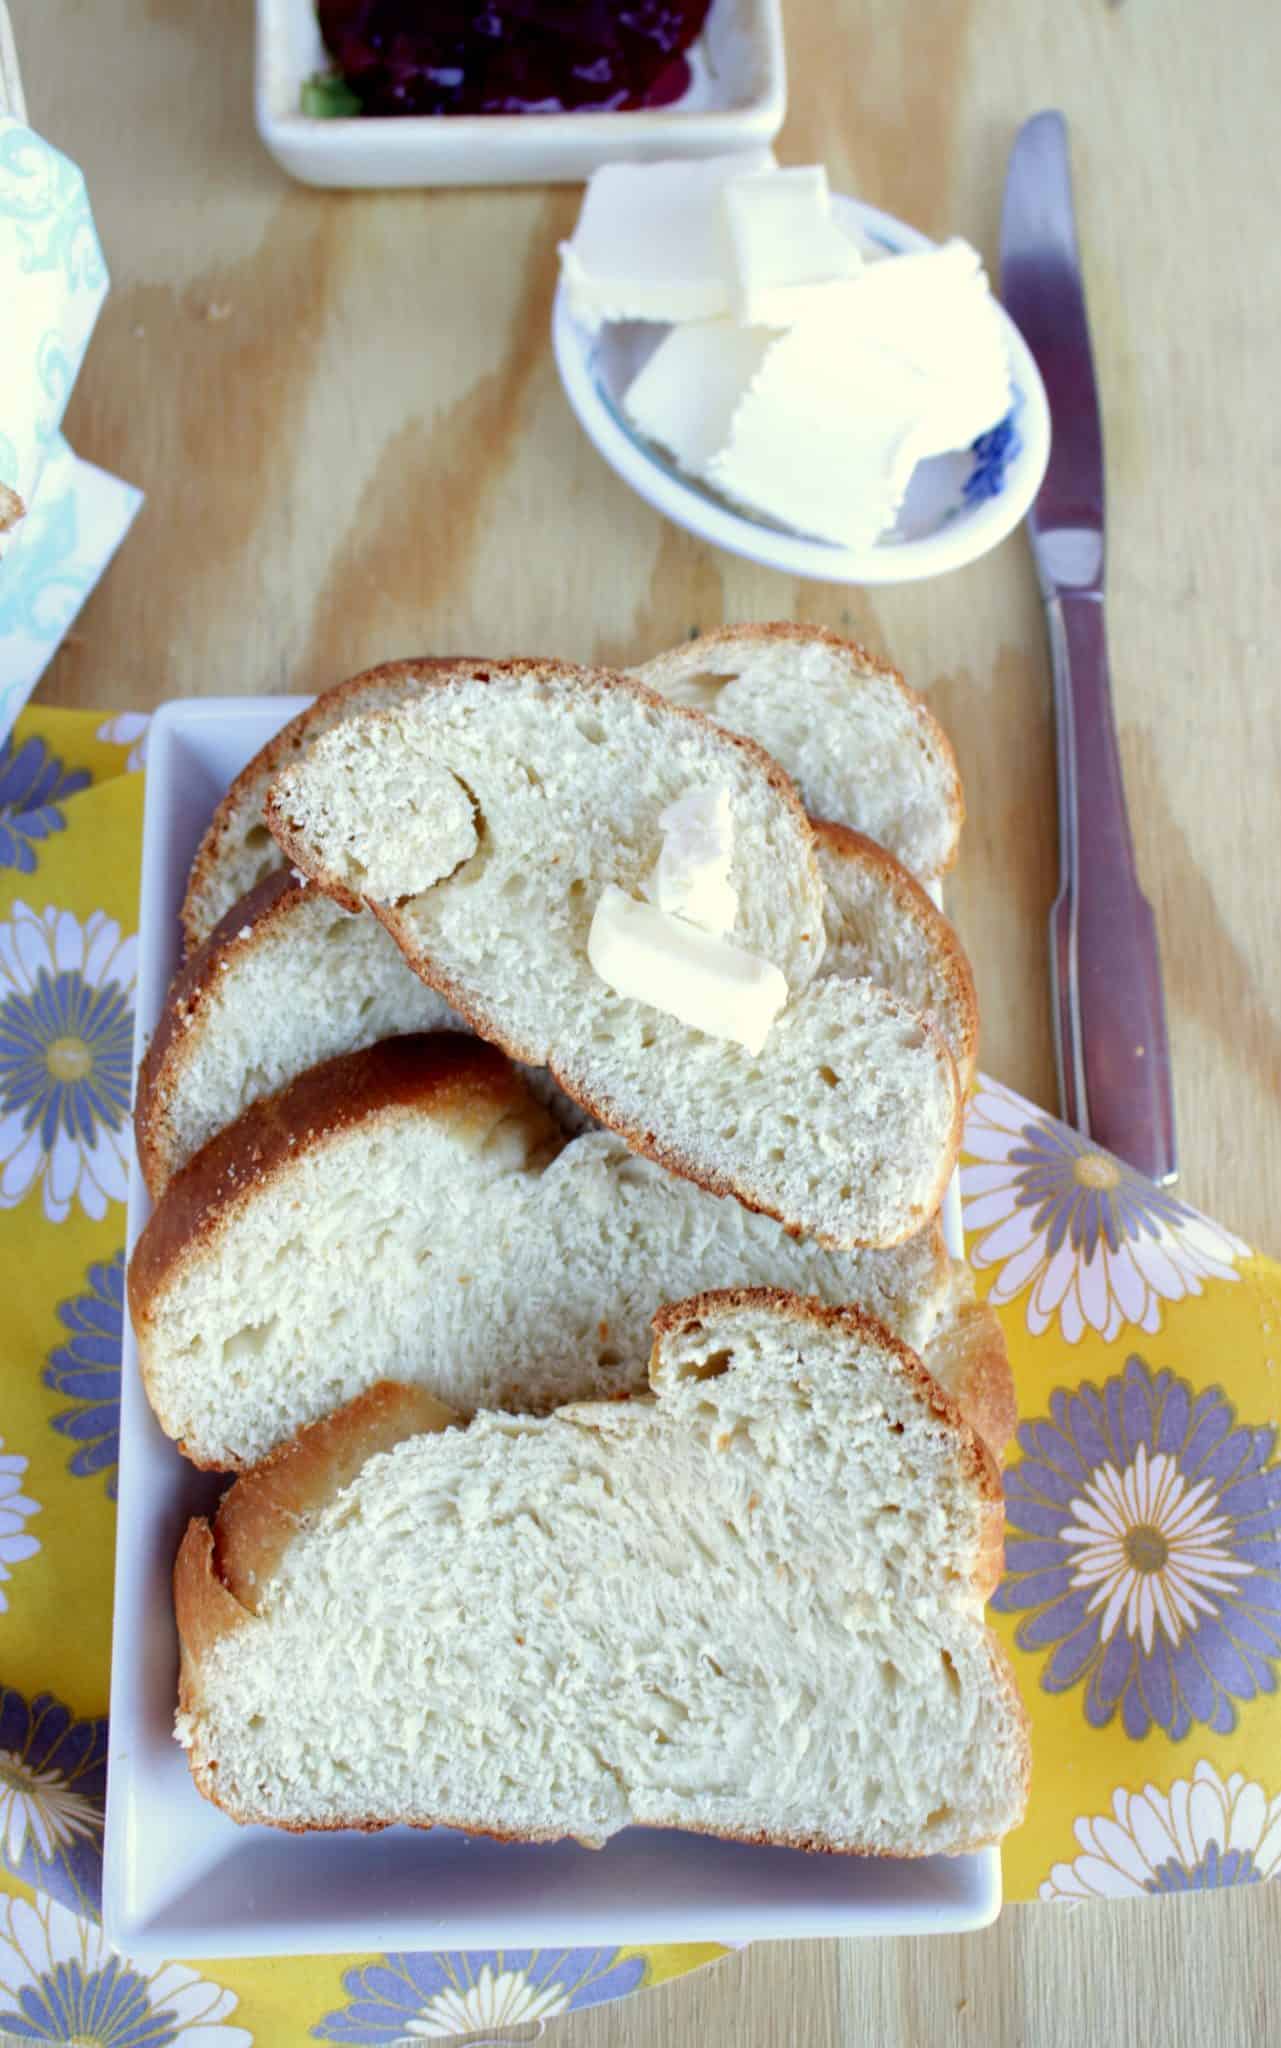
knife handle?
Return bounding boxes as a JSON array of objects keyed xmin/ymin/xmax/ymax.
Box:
[{"xmin": 1047, "ymin": 591, "xmax": 1178, "ymax": 1184}]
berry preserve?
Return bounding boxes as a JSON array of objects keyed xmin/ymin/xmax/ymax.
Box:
[{"xmin": 317, "ymin": 1, "xmax": 716, "ymax": 116}]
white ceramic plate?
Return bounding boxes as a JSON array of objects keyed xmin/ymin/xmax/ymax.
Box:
[
  {"xmin": 552, "ymin": 196, "xmax": 1052, "ymax": 584},
  {"xmin": 103, "ymin": 695, "xmax": 999, "ymax": 1960},
  {"xmin": 255, "ymin": 0, "xmax": 786, "ymax": 189}
]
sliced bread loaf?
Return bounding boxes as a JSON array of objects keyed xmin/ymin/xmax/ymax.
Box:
[
  {"xmin": 139, "ymin": 822, "xmax": 974, "ymax": 1198},
  {"xmin": 174, "ymin": 1290, "xmax": 1030, "ymax": 1850},
  {"xmin": 129, "ymin": 1034, "xmax": 981, "ymax": 1471},
  {"xmin": 632, "ymin": 623, "xmax": 963, "ymax": 881},
  {"xmin": 265, "ymin": 660, "xmax": 961, "ymax": 1248}
]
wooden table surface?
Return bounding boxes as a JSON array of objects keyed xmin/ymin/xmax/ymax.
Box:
[{"xmin": 19, "ymin": 0, "xmax": 1281, "ymax": 2039}]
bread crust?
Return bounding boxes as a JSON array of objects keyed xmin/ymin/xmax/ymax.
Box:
[
  {"xmin": 924, "ymin": 1295, "xmax": 1017, "ymax": 1467},
  {"xmin": 128, "ymin": 1033, "xmax": 528, "ymax": 1436},
  {"xmin": 634, "ymin": 621, "xmax": 965, "ymax": 876},
  {"xmin": 811, "ymin": 818, "xmax": 980, "ymax": 1094},
  {"xmin": 177, "ymin": 1297, "xmax": 1028, "ymax": 1847},
  {"xmin": 135, "ymin": 867, "xmax": 312, "ymax": 1197}
]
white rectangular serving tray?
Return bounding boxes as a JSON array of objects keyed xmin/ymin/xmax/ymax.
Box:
[
  {"xmin": 256, "ymin": 0, "xmax": 786, "ymax": 188},
  {"xmin": 103, "ymin": 694, "xmax": 1000, "ymax": 1961}
]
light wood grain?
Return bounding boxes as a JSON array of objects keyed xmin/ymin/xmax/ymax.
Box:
[{"xmin": 16, "ymin": 0, "xmax": 1281, "ymax": 2039}]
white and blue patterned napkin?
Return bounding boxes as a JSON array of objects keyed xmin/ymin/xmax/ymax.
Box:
[{"xmin": 0, "ymin": 114, "xmax": 142, "ymax": 739}]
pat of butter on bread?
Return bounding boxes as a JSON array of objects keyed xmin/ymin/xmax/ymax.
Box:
[{"xmin": 588, "ymin": 885, "xmax": 787, "ymax": 1055}]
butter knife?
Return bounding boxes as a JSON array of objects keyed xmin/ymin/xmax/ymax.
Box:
[{"xmin": 1000, "ymin": 110, "xmax": 1177, "ymax": 1185}]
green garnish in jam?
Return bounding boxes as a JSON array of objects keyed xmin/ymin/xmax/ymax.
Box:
[{"xmin": 301, "ymin": 72, "xmax": 362, "ymax": 118}]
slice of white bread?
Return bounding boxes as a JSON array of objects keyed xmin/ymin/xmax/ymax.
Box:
[
  {"xmin": 134, "ymin": 869, "xmax": 592, "ymax": 1199},
  {"xmin": 139, "ymin": 825, "xmax": 975, "ymax": 1199},
  {"xmin": 264, "ymin": 661, "xmax": 961, "ymax": 1249},
  {"xmin": 130, "ymin": 1034, "xmax": 1011, "ymax": 1472},
  {"xmin": 174, "ymin": 1291, "xmax": 1030, "ymax": 1850},
  {"xmin": 632, "ymin": 623, "xmax": 963, "ymax": 881}
]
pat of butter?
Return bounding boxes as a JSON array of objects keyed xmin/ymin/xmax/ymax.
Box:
[
  {"xmin": 828, "ymin": 240, "xmax": 1011, "ymax": 457},
  {"xmin": 560, "ymin": 151, "xmax": 776, "ymax": 328},
  {"xmin": 646, "ymin": 785, "xmax": 738, "ymax": 935},
  {"xmin": 724, "ymin": 166, "xmax": 865, "ymax": 326},
  {"xmin": 707, "ymin": 325, "xmax": 931, "ymax": 550},
  {"xmin": 624, "ymin": 321, "xmax": 775, "ymax": 474},
  {"xmin": 588, "ymin": 885, "xmax": 786, "ymax": 1056}
]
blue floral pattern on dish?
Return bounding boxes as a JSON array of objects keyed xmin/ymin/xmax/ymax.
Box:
[
  {"xmin": 44, "ymin": 1251, "xmax": 124, "ymax": 1499},
  {"xmin": 993, "ymin": 1355, "xmax": 1281, "ymax": 1739},
  {"xmin": 0, "ymin": 732, "xmax": 90, "ymax": 873},
  {"xmin": 313, "ymin": 1947, "xmax": 648, "ymax": 2040},
  {"xmin": 963, "ymin": 412, "xmax": 1019, "ymax": 504},
  {"xmin": 0, "ymin": 1687, "xmax": 106, "ymax": 1917}
]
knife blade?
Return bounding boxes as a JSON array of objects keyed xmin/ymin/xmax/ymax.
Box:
[{"xmin": 1001, "ymin": 110, "xmax": 1178, "ymax": 1185}]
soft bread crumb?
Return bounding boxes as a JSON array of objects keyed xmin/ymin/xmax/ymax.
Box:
[{"xmin": 175, "ymin": 1292, "xmax": 1029, "ymax": 1853}]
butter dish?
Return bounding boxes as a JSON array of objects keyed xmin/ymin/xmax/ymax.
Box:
[
  {"xmin": 553, "ymin": 194, "xmax": 1051, "ymax": 584},
  {"xmin": 255, "ymin": 0, "xmax": 786, "ymax": 189}
]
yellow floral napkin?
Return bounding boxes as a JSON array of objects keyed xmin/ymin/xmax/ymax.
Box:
[{"xmin": 1, "ymin": 706, "xmax": 1278, "ymax": 2043}]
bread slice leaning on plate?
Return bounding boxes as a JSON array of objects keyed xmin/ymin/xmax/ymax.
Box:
[
  {"xmin": 174, "ymin": 1289, "xmax": 1030, "ymax": 1851},
  {"xmin": 137, "ymin": 822, "xmax": 975, "ymax": 1200},
  {"xmin": 264, "ymin": 660, "xmax": 961, "ymax": 1249},
  {"xmin": 632, "ymin": 621, "xmax": 963, "ymax": 882},
  {"xmin": 129, "ymin": 1033, "xmax": 1010, "ymax": 1472}
]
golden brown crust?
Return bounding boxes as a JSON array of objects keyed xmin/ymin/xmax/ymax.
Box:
[
  {"xmin": 214, "ymin": 1381, "xmax": 457, "ymax": 1611},
  {"xmin": 650, "ymin": 1285, "xmax": 1005, "ymax": 1597},
  {"xmin": 811, "ymin": 817, "xmax": 980, "ymax": 1094},
  {"xmin": 135, "ymin": 868, "xmax": 314, "ymax": 1197},
  {"xmin": 128, "ymin": 1032, "xmax": 522, "ymax": 1344},
  {"xmin": 636, "ymin": 621, "xmax": 965, "ymax": 874},
  {"xmin": 924, "ymin": 1293, "xmax": 1017, "ymax": 1467},
  {"xmin": 174, "ymin": 1516, "xmax": 254, "ymax": 1730}
]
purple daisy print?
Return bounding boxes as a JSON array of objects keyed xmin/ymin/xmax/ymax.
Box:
[
  {"xmin": 992, "ymin": 1354, "xmax": 1281, "ymax": 1739},
  {"xmin": 312, "ymin": 1947, "xmax": 648, "ymax": 2040},
  {"xmin": 961, "ymin": 1077, "xmax": 1246, "ymax": 1342},
  {"xmin": 0, "ymin": 1686, "xmax": 106, "ymax": 1916},
  {"xmin": 43, "ymin": 1250, "xmax": 123, "ymax": 1499}
]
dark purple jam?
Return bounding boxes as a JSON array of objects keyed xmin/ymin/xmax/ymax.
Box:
[{"xmin": 317, "ymin": 1, "xmax": 715, "ymax": 116}]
